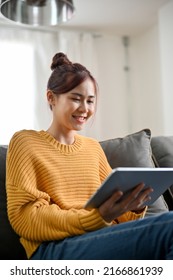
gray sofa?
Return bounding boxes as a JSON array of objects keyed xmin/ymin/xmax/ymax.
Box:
[{"xmin": 0, "ymin": 128, "xmax": 173, "ymax": 259}]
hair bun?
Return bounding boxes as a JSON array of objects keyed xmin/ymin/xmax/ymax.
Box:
[{"xmin": 50, "ymin": 52, "xmax": 72, "ymax": 70}]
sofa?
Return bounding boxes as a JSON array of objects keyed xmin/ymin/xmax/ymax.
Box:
[{"xmin": 0, "ymin": 128, "xmax": 173, "ymax": 260}]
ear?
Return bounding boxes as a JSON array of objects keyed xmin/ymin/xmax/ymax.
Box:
[{"xmin": 47, "ymin": 90, "xmax": 55, "ymax": 107}]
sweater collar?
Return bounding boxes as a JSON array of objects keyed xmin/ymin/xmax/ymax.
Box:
[{"xmin": 39, "ymin": 130, "xmax": 83, "ymax": 154}]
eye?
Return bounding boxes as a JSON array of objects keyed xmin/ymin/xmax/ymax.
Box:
[
  {"xmin": 87, "ymin": 100, "xmax": 94, "ymax": 104},
  {"xmin": 72, "ymin": 98, "xmax": 80, "ymax": 102}
]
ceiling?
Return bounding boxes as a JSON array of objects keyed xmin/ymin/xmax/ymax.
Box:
[
  {"xmin": 65, "ymin": 0, "xmax": 171, "ymax": 36},
  {"xmin": 0, "ymin": 0, "xmax": 172, "ymax": 36}
]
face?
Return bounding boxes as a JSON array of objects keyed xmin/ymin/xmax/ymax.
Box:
[{"xmin": 47, "ymin": 78, "xmax": 96, "ymax": 133}]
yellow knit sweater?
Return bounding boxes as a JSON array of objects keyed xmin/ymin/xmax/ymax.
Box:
[{"xmin": 6, "ymin": 130, "xmax": 145, "ymax": 259}]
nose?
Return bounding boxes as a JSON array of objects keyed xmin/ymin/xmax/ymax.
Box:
[{"xmin": 79, "ymin": 101, "xmax": 88, "ymax": 113}]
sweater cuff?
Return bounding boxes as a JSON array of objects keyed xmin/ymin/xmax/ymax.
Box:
[
  {"xmin": 79, "ymin": 208, "xmax": 110, "ymax": 231},
  {"xmin": 117, "ymin": 206, "xmax": 147, "ymax": 223},
  {"xmin": 131, "ymin": 206, "xmax": 148, "ymax": 218}
]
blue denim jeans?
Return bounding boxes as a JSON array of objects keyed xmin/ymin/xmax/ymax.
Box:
[{"xmin": 31, "ymin": 212, "xmax": 173, "ymax": 260}]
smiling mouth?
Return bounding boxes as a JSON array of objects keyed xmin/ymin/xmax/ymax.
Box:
[{"xmin": 72, "ymin": 116, "xmax": 87, "ymax": 122}]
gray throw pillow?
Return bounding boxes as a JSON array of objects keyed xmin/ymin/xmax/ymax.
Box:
[
  {"xmin": 151, "ymin": 136, "xmax": 173, "ymax": 167},
  {"xmin": 100, "ymin": 129, "xmax": 168, "ymax": 216},
  {"xmin": 100, "ymin": 129, "xmax": 154, "ymax": 168},
  {"xmin": 151, "ymin": 136, "xmax": 173, "ymax": 210}
]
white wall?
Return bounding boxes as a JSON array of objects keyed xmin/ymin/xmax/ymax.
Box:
[
  {"xmin": 94, "ymin": 35, "xmax": 129, "ymax": 140},
  {"xmin": 159, "ymin": 0, "xmax": 173, "ymax": 135},
  {"xmin": 92, "ymin": 0, "xmax": 173, "ymax": 140},
  {"xmin": 92, "ymin": 26, "xmax": 163, "ymax": 140},
  {"xmin": 130, "ymin": 25, "xmax": 164, "ymax": 136}
]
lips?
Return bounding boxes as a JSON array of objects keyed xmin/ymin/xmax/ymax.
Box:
[{"xmin": 72, "ymin": 115, "xmax": 87, "ymax": 123}]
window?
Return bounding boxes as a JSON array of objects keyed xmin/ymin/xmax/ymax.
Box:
[{"xmin": 0, "ymin": 42, "xmax": 35, "ymax": 144}]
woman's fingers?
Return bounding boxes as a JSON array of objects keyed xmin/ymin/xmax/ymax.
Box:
[
  {"xmin": 99, "ymin": 183, "xmax": 154, "ymax": 222},
  {"xmin": 120, "ymin": 183, "xmax": 153, "ymax": 207}
]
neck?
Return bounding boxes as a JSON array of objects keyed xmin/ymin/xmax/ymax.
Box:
[{"xmin": 46, "ymin": 126, "xmax": 76, "ymax": 145}]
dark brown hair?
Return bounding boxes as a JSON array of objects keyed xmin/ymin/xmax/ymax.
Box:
[{"xmin": 47, "ymin": 52, "xmax": 98, "ymax": 97}]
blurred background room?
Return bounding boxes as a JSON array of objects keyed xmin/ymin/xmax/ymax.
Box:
[{"xmin": 0, "ymin": 0, "xmax": 173, "ymax": 144}]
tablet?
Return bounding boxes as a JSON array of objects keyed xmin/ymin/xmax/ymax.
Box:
[{"xmin": 84, "ymin": 167, "xmax": 173, "ymax": 209}]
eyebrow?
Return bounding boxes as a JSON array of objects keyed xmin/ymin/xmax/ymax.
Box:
[{"xmin": 70, "ymin": 92, "xmax": 95, "ymax": 99}]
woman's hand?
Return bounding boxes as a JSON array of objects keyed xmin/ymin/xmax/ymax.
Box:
[{"xmin": 98, "ymin": 183, "xmax": 153, "ymax": 223}]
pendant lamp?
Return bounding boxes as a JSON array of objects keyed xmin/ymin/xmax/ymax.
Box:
[{"xmin": 0, "ymin": 0, "xmax": 75, "ymax": 26}]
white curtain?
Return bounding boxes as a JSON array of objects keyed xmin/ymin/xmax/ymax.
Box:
[
  {"xmin": 0, "ymin": 26, "xmax": 58, "ymax": 144},
  {"xmin": 0, "ymin": 27, "xmax": 103, "ymax": 144}
]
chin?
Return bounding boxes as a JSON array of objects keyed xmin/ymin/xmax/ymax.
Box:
[
  {"xmin": 73, "ymin": 125, "xmax": 85, "ymax": 131},
  {"xmin": 71, "ymin": 121, "xmax": 87, "ymax": 131}
]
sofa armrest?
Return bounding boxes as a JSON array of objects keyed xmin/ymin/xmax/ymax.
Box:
[{"xmin": 0, "ymin": 146, "xmax": 27, "ymax": 260}]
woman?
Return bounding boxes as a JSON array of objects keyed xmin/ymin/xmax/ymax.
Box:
[{"xmin": 6, "ymin": 52, "xmax": 173, "ymax": 259}]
